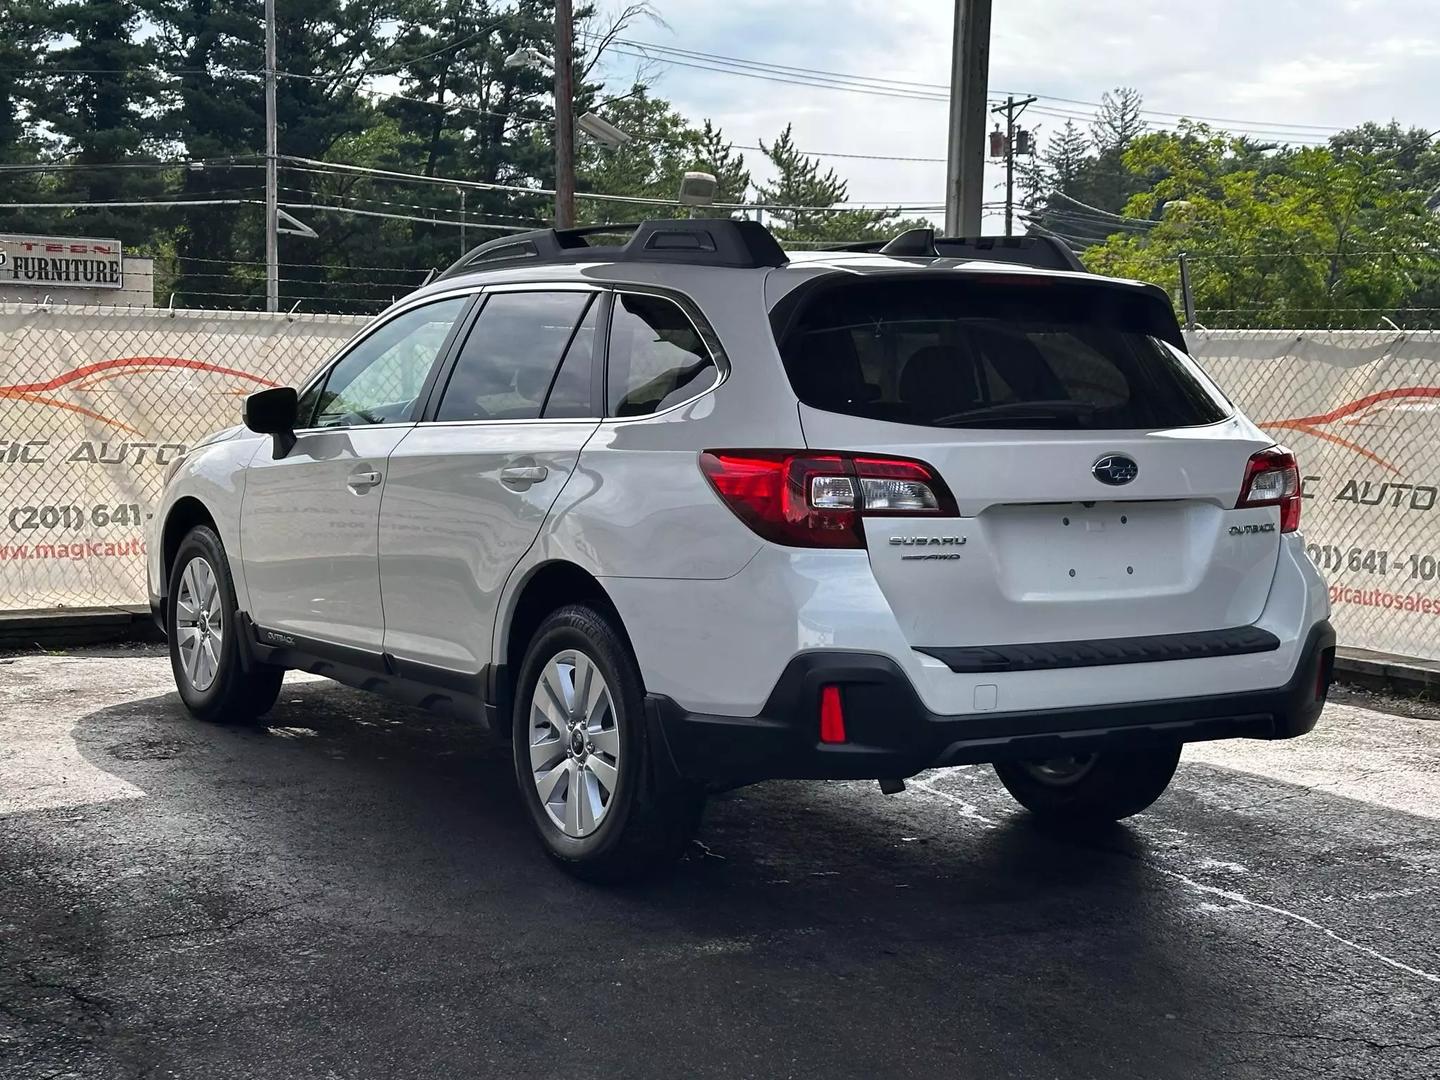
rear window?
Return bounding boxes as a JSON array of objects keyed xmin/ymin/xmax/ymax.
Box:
[{"xmin": 774, "ymin": 277, "xmax": 1228, "ymax": 429}]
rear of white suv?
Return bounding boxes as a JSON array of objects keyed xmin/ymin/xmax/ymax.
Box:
[
  {"xmin": 614, "ymin": 256, "xmax": 1332, "ymax": 821},
  {"xmin": 149, "ymin": 220, "xmax": 1332, "ymax": 883}
]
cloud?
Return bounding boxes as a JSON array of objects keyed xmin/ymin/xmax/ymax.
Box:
[{"xmin": 592, "ymin": 0, "xmax": 1440, "ymax": 231}]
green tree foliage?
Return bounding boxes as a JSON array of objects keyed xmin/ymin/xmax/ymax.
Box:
[
  {"xmin": 27, "ymin": 0, "xmax": 166, "ymax": 242},
  {"xmin": 0, "ymin": 1, "xmax": 48, "ymax": 233},
  {"xmin": 1085, "ymin": 123, "xmax": 1440, "ymax": 326},
  {"xmin": 754, "ymin": 124, "xmax": 926, "ymax": 244}
]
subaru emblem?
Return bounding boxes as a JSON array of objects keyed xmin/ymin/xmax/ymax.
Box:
[{"xmin": 1092, "ymin": 454, "xmax": 1139, "ymax": 486}]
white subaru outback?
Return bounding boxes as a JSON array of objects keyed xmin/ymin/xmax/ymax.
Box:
[{"xmin": 148, "ymin": 219, "xmax": 1334, "ymax": 881}]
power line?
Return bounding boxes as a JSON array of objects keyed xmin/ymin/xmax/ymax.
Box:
[
  {"xmin": 362, "ymin": 18, "xmax": 508, "ymax": 77},
  {"xmin": 279, "ymin": 202, "xmax": 532, "ymax": 232},
  {"xmin": 281, "ymin": 155, "xmax": 947, "ymax": 213},
  {"xmin": 605, "ymin": 45, "xmax": 947, "ymax": 102},
  {"xmin": 607, "ymin": 37, "xmax": 1352, "ymax": 140},
  {"xmin": 596, "ymin": 37, "xmax": 953, "ymax": 93},
  {"xmin": 275, "ymin": 70, "xmax": 553, "ymax": 126},
  {"xmin": 1048, "ymin": 189, "xmax": 1157, "ymax": 224},
  {"xmin": 1024, "ymin": 103, "xmax": 1333, "ymax": 144},
  {"xmin": 0, "ymin": 198, "xmax": 260, "ymax": 209},
  {"xmin": 731, "ymin": 143, "xmax": 944, "ymax": 163}
]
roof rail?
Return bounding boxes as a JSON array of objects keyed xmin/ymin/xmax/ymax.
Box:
[
  {"xmin": 438, "ymin": 218, "xmax": 789, "ymax": 279},
  {"xmin": 875, "ymin": 227, "xmax": 1087, "ymax": 272}
]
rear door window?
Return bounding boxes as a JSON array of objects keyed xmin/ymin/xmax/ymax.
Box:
[
  {"xmin": 775, "ymin": 277, "xmax": 1227, "ymax": 429},
  {"xmin": 543, "ymin": 299, "xmax": 600, "ymax": 418},
  {"xmin": 606, "ymin": 293, "xmax": 719, "ymax": 417},
  {"xmin": 436, "ymin": 291, "xmax": 593, "ymax": 422}
]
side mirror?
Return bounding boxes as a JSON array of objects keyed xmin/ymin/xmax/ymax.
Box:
[{"xmin": 244, "ymin": 386, "xmax": 299, "ymax": 458}]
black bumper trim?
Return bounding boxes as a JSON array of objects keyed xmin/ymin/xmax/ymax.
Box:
[
  {"xmin": 915, "ymin": 625, "xmax": 1281, "ymax": 674},
  {"xmin": 649, "ymin": 620, "xmax": 1335, "ymax": 785}
]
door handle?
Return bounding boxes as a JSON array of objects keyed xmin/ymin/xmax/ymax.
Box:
[
  {"xmin": 500, "ymin": 465, "xmax": 549, "ymax": 489},
  {"xmin": 346, "ymin": 468, "xmax": 382, "ymax": 493}
]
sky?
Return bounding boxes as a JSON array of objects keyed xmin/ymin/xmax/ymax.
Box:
[{"xmin": 587, "ymin": 0, "xmax": 1440, "ymax": 231}]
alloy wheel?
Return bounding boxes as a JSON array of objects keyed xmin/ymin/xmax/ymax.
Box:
[
  {"xmin": 174, "ymin": 556, "xmax": 223, "ymax": 692},
  {"xmin": 529, "ymin": 650, "xmax": 621, "ymax": 838}
]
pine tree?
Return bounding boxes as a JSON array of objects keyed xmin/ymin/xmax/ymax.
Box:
[
  {"xmin": 694, "ymin": 119, "xmax": 749, "ymax": 203},
  {"xmin": 147, "ymin": 0, "xmax": 267, "ymax": 305},
  {"xmin": 29, "ymin": 0, "xmax": 165, "ymax": 243},
  {"xmin": 1043, "ymin": 120, "xmax": 1089, "ymax": 194},
  {"xmin": 0, "ymin": 1, "xmax": 48, "ymax": 233},
  {"xmin": 1091, "ymin": 87, "xmax": 1146, "ymax": 156}
]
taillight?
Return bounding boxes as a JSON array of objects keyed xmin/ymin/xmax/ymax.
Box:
[
  {"xmin": 1238, "ymin": 446, "xmax": 1301, "ymax": 533},
  {"xmin": 699, "ymin": 450, "xmax": 957, "ymax": 548}
]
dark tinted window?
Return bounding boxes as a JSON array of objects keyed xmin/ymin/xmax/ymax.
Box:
[
  {"xmin": 311, "ymin": 297, "xmax": 466, "ymax": 427},
  {"xmin": 777, "ymin": 278, "xmax": 1227, "ymax": 429},
  {"xmin": 436, "ymin": 291, "xmax": 591, "ymax": 422},
  {"xmin": 543, "ymin": 299, "xmax": 599, "ymax": 418},
  {"xmin": 607, "ymin": 293, "xmax": 718, "ymax": 417}
]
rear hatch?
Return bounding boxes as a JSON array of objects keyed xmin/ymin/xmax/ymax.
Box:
[{"xmin": 772, "ymin": 271, "xmax": 1280, "ymax": 648}]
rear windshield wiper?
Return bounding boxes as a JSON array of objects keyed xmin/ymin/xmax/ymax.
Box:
[{"xmin": 930, "ymin": 400, "xmax": 1097, "ymax": 427}]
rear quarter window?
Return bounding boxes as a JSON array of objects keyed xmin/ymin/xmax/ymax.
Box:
[
  {"xmin": 774, "ymin": 277, "xmax": 1228, "ymax": 430},
  {"xmin": 606, "ymin": 293, "xmax": 719, "ymax": 417}
]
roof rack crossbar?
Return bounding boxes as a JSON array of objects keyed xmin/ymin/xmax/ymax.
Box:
[
  {"xmin": 438, "ymin": 218, "xmax": 788, "ymax": 278},
  {"xmin": 871, "ymin": 228, "xmax": 1085, "ymax": 272}
]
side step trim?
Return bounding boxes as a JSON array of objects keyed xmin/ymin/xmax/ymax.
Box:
[
  {"xmin": 246, "ymin": 619, "xmax": 496, "ymax": 729},
  {"xmin": 915, "ymin": 626, "xmax": 1282, "ymax": 674}
]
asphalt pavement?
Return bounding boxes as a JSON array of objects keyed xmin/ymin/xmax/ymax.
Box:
[{"xmin": 2, "ymin": 647, "xmax": 1437, "ymax": 1080}]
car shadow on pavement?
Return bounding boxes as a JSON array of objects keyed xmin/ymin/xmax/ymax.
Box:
[{"xmin": 14, "ymin": 673, "xmax": 1431, "ymax": 1080}]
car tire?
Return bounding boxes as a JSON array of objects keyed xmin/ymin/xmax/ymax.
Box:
[
  {"xmin": 167, "ymin": 525, "xmax": 284, "ymax": 724},
  {"xmin": 512, "ymin": 602, "xmax": 704, "ymax": 883},
  {"xmin": 993, "ymin": 745, "xmax": 1182, "ymax": 826}
]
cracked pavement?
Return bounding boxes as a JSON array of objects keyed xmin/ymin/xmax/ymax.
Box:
[{"xmin": 1, "ymin": 648, "xmax": 1438, "ymax": 1079}]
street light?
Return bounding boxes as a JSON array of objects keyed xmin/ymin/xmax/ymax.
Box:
[
  {"xmin": 677, "ymin": 171, "xmax": 718, "ymax": 207},
  {"xmin": 577, "ymin": 111, "xmax": 631, "ymax": 149},
  {"xmin": 506, "ymin": 40, "xmax": 632, "ymax": 227},
  {"xmin": 504, "ymin": 46, "xmax": 552, "ymax": 70}
]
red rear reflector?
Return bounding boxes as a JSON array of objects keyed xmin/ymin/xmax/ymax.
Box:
[
  {"xmin": 1237, "ymin": 445, "xmax": 1302, "ymax": 533},
  {"xmin": 819, "ymin": 685, "xmax": 847, "ymax": 744}
]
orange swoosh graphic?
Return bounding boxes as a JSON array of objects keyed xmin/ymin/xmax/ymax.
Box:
[
  {"xmin": 0, "ymin": 356, "xmax": 276, "ymax": 435},
  {"xmin": 1261, "ymin": 386, "xmax": 1440, "ymax": 475}
]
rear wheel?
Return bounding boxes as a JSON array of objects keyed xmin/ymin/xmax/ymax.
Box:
[
  {"xmin": 512, "ymin": 603, "xmax": 703, "ymax": 883},
  {"xmin": 993, "ymin": 745, "xmax": 1182, "ymax": 826},
  {"xmin": 167, "ymin": 526, "xmax": 284, "ymax": 724}
]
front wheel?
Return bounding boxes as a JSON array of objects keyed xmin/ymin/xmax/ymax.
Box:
[
  {"xmin": 167, "ymin": 525, "xmax": 284, "ymax": 724},
  {"xmin": 993, "ymin": 745, "xmax": 1182, "ymax": 826},
  {"xmin": 512, "ymin": 603, "xmax": 703, "ymax": 883}
]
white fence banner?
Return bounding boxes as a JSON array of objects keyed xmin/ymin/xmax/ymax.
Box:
[{"xmin": 0, "ymin": 304, "xmax": 367, "ymax": 611}]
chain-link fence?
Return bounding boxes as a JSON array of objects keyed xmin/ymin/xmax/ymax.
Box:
[
  {"xmin": 4, "ymin": 301, "xmax": 1440, "ymax": 661},
  {"xmin": 0, "ymin": 302, "xmax": 367, "ymax": 611},
  {"xmin": 1176, "ymin": 251, "xmax": 1440, "ymax": 332},
  {"xmin": 1191, "ymin": 328, "xmax": 1440, "ymax": 660}
]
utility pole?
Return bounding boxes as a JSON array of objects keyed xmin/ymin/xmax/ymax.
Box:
[
  {"xmin": 553, "ymin": 0, "xmax": 576, "ymax": 229},
  {"xmin": 991, "ymin": 94, "xmax": 1037, "ymax": 236},
  {"xmin": 944, "ymin": 0, "xmax": 992, "ymax": 237},
  {"xmin": 264, "ymin": 0, "xmax": 278, "ymax": 312}
]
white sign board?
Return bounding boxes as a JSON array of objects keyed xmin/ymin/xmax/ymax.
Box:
[{"xmin": 0, "ymin": 234, "xmax": 124, "ymax": 290}]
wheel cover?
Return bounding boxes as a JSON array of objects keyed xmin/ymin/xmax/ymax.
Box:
[
  {"xmin": 529, "ymin": 649, "xmax": 620, "ymax": 839},
  {"xmin": 174, "ymin": 555, "xmax": 223, "ymax": 692},
  {"xmin": 1022, "ymin": 754, "xmax": 1098, "ymax": 786}
]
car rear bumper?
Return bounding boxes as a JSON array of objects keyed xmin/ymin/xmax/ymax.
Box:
[{"xmin": 648, "ymin": 619, "xmax": 1335, "ymax": 786}]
